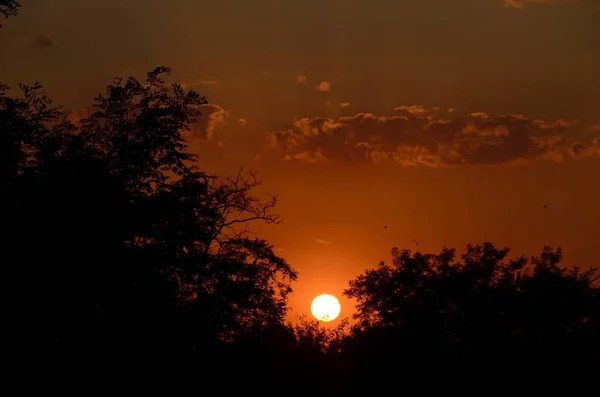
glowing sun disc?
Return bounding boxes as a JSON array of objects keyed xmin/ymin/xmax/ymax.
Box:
[{"xmin": 311, "ymin": 294, "xmax": 341, "ymax": 322}]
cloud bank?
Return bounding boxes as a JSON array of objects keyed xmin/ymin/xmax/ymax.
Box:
[{"xmin": 265, "ymin": 107, "xmax": 600, "ymax": 167}]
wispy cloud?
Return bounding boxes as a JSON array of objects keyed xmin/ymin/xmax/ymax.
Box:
[
  {"xmin": 316, "ymin": 238, "xmax": 332, "ymax": 245},
  {"xmin": 187, "ymin": 104, "xmax": 245, "ymax": 141},
  {"xmin": 395, "ymin": 105, "xmax": 427, "ymax": 115},
  {"xmin": 297, "ymin": 75, "xmax": 308, "ymax": 84}
]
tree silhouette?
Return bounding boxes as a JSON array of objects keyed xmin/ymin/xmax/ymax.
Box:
[
  {"xmin": 0, "ymin": 0, "xmax": 20, "ymax": 27},
  {"xmin": 341, "ymin": 242, "xmax": 600, "ymax": 386},
  {"xmin": 1, "ymin": 67, "xmax": 297, "ymax": 367}
]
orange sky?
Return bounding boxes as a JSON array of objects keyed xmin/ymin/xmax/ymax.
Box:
[{"xmin": 2, "ymin": 0, "xmax": 599, "ymax": 324}]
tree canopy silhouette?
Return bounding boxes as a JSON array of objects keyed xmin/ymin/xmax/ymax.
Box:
[
  {"xmin": 341, "ymin": 242, "xmax": 599, "ymax": 385},
  {"xmin": 1, "ymin": 67, "xmax": 297, "ymax": 366}
]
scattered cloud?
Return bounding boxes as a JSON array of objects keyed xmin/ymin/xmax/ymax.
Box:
[
  {"xmin": 23, "ymin": 32, "xmax": 53, "ymax": 47},
  {"xmin": 504, "ymin": 0, "xmax": 579, "ymax": 9},
  {"xmin": 188, "ymin": 104, "xmax": 245, "ymax": 141},
  {"xmin": 570, "ymin": 137, "xmax": 600, "ymax": 158},
  {"xmin": 340, "ymin": 102, "xmax": 351, "ymax": 108},
  {"xmin": 316, "ymin": 238, "xmax": 332, "ymax": 245},
  {"xmin": 316, "ymin": 81, "xmax": 331, "ymax": 92},
  {"xmin": 297, "ymin": 75, "xmax": 308, "ymax": 84},
  {"xmin": 265, "ymin": 107, "xmax": 599, "ymax": 167},
  {"xmin": 395, "ymin": 105, "xmax": 427, "ymax": 115},
  {"xmin": 187, "ymin": 104, "xmax": 226, "ymax": 140},
  {"xmin": 470, "ymin": 112, "xmax": 490, "ymax": 120}
]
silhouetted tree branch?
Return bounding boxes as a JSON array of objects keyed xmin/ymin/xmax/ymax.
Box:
[{"xmin": 0, "ymin": 0, "xmax": 20, "ymax": 27}]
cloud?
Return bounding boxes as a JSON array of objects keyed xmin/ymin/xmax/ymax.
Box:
[
  {"xmin": 188, "ymin": 104, "xmax": 245, "ymax": 141},
  {"xmin": 395, "ymin": 105, "xmax": 427, "ymax": 115},
  {"xmin": 23, "ymin": 32, "xmax": 53, "ymax": 47},
  {"xmin": 316, "ymin": 81, "xmax": 331, "ymax": 92},
  {"xmin": 200, "ymin": 80, "xmax": 218, "ymax": 85},
  {"xmin": 297, "ymin": 75, "xmax": 308, "ymax": 84},
  {"xmin": 316, "ymin": 238, "xmax": 332, "ymax": 245},
  {"xmin": 470, "ymin": 112, "xmax": 490, "ymax": 120},
  {"xmin": 569, "ymin": 138, "xmax": 600, "ymax": 158},
  {"xmin": 265, "ymin": 108, "xmax": 599, "ymax": 167},
  {"xmin": 504, "ymin": 0, "xmax": 579, "ymax": 9},
  {"xmin": 340, "ymin": 102, "xmax": 351, "ymax": 108}
]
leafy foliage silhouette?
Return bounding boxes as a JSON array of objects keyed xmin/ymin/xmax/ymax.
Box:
[
  {"xmin": 1, "ymin": 68, "xmax": 297, "ymax": 375},
  {"xmin": 342, "ymin": 243, "xmax": 600, "ymax": 387},
  {"xmin": 0, "ymin": 0, "xmax": 20, "ymax": 27}
]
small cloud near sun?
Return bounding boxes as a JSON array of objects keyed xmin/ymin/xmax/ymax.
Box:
[
  {"xmin": 316, "ymin": 81, "xmax": 331, "ymax": 92},
  {"xmin": 297, "ymin": 75, "xmax": 308, "ymax": 84},
  {"xmin": 316, "ymin": 238, "xmax": 332, "ymax": 245}
]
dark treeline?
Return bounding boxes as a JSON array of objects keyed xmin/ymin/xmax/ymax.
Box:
[{"xmin": 2, "ymin": 67, "xmax": 599, "ymax": 391}]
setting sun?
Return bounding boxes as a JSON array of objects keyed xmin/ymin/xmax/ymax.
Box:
[{"xmin": 310, "ymin": 294, "xmax": 341, "ymax": 322}]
